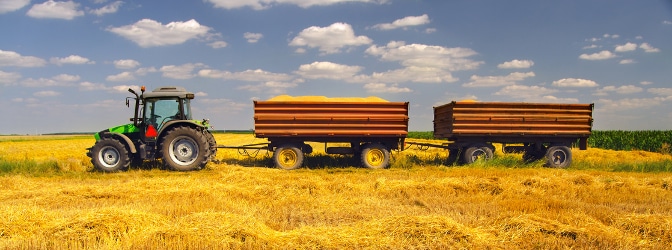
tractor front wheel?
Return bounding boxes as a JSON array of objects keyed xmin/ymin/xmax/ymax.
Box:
[
  {"xmin": 161, "ymin": 126, "xmax": 210, "ymax": 171},
  {"xmin": 90, "ymin": 138, "xmax": 130, "ymax": 172}
]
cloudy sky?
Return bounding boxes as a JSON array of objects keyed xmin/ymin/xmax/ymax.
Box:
[{"xmin": 1, "ymin": 0, "xmax": 671, "ymax": 134}]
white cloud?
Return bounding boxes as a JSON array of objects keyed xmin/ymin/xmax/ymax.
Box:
[
  {"xmin": 552, "ymin": 78, "xmax": 598, "ymax": 88},
  {"xmin": 663, "ymin": 20, "xmax": 672, "ymax": 25},
  {"xmin": 363, "ymin": 82, "xmax": 412, "ymax": 93},
  {"xmin": 26, "ymin": 0, "xmax": 84, "ymax": 20},
  {"xmin": 648, "ymin": 88, "xmax": 672, "ymax": 97},
  {"xmin": 0, "ymin": 0, "xmax": 30, "ymax": 13},
  {"xmin": 582, "ymin": 44, "xmax": 599, "ymax": 49},
  {"xmin": 594, "ymin": 85, "xmax": 643, "ymax": 96},
  {"xmin": 114, "ymin": 59, "xmax": 140, "ymax": 69},
  {"xmin": 614, "ymin": 42, "xmax": 637, "ymax": 52},
  {"xmin": 366, "ymin": 41, "xmax": 481, "ymax": 71},
  {"xmin": 89, "ymin": 1, "xmax": 122, "ymax": 16},
  {"xmin": 108, "ymin": 19, "xmax": 213, "ymax": 47},
  {"xmin": 363, "ymin": 66, "xmax": 459, "ymax": 84},
  {"xmin": 494, "ymin": 85, "xmax": 579, "ymax": 103},
  {"xmin": 289, "ymin": 22, "xmax": 372, "ymax": 54},
  {"xmin": 294, "ymin": 61, "xmax": 362, "ymax": 80},
  {"xmin": 206, "ymin": 0, "xmax": 389, "ymax": 10},
  {"xmin": 371, "ymin": 14, "xmax": 430, "ymax": 30},
  {"xmin": 462, "ymin": 72, "xmax": 535, "ymax": 87},
  {"xmin": 79, "ymin": 81, "xmax": 108, "ymax": 91},
  {"xmin": 34, "ymin": 90, "xmax": 61, "ymax": 97},
  {"xmin": 603, "ymin": 33, "xmax": 619, "ymax": 39},
  {"xmin": 21, "ymin": 74, "xmax": 78, "ymax": 87},
  {"xmin": 639, "ymin": 43, "xmax": 660, "ymax": 53},
  {"xmin": 640, "ymin": 81, "xmax": 653, "ymax": 85},
  {"xmin": 50, "ymin": 55, "xmax": 94, "ymax": 65},
  {"xmin": 238, "ymin": 81, "xmax": 298, "ymax": 94},
  {"xmin": 109, "ymin": 85, "xmax": 141, "ymax": 93},
  {"xmin": 579, "ymin": 50, "xmax": 616, "ymax": 60},
  {"xmin": 52, "ymin": 74, "xmax": 80, "ymax": 82},
  {"xmin": 497, "ymin": 59, "xmax": 534, "ymax": 69},
  {"xmin": 199, "ymin": 69, "xmax": 294, "ymax": 82},
  {"xmin": 495, "ymin": 85, "xmax": 548, "ymax": 99},
  {"xmin": 244, "ymin": 32, "xmax": 263, "ymax": 43},
  {"xmin": 208, "ymin": 41, "xmax": 228, "ymax": 49},
  {"xmin": 619, "ymin": 59, "xmax": 636, "ymax": 64},
  {"xmin": 0, "ymin": 50, "xmax": 47, "ymax": 67},
  {"xmin": 135, "ymin": 67, "xmax": 157, "ymax": 76},
  {"xmin": 597, "ymin": 97, "xmax": 668, "ymax": 112},
  {"xmin": 0, "ymin": 70, "xmax": 21, "ymax": 85},
  {"xmin": 106, "ymin": 72, "xmax": 135, "ymax": 82},
  {"xmin": 160, "ymin": 63, "xmax": 206, "ymax": 79}
]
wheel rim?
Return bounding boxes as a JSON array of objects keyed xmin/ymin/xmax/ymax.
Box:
[
  {"xmin": 470, "ymin": 148, "xmax": 487, "ymax": 162},
  {"xmin": 278, "ymin": 148, "xmax": 298, "ymax": 168},
  {"xmin": 551, "ymin": 149, "xmax": 567, "ymax": 165},
  {"xmin": 169, "ymin": 136, "xmax": 198, "ymax": 166},
  {"xmin": 98, "ymin": 146, "xmax": 120, "ymax": 168},
  {"xmin": 366, "ymin": 148, "xmax": 385, "ymax": 167}
]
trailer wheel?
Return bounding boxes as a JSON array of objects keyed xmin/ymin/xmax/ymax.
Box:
[
  {"xmin": 361, "ymin": 143, "xmax": 390, "ymax": 169},
  {"xmin": 446, "ymin": 149, "xmax": 460, "ymax": 165},
  {"xmin": 161, "ymin": 126, "xmax": 210, "ymax": 171},
  {"xmin": 545, "ymin": 146, "xmax": 572, "ymax": 168},
  {"xmin": 273, "ymin": 144, "xmax": 303, "ymax": 170},
  {"xmin": 462, "ymin": 145, "xmax": 493, "ymax": 164},
  {"xmin": 90, "ymin": 138, "xmax": 130, "ymax": 172},
  {"xmin": 523, "ymin": 150, "xmax": 545, "ymax": 163}
]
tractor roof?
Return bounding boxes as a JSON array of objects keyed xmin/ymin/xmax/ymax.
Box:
[{"xmin": 143, "ymin": 86, "xmax": 194, "ymax": 99}]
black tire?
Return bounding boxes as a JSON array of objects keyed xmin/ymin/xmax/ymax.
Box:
[
  {"xmin": 462, "ymin": 145, "xmax": 494, "ymax": 164},
  {"xmin": 160, "ymin": 126, "xmax": 210, "ymax": 171},
  {"xmin": 273, "ymin": 144, "xmax": 303, "ymax": 170},
  {"xmin": 446, "ymin": 149, "xmax": 460, "ymax": 165},
  {"xmin": 205, "ymin": 131, "xmax": 217, "ymax": 160},
  {"xmin": 545, "ymin": 146, "xmax": 572, "ymax": 168},
  {"xmin": 90, "ymin": 138, "xmax": 130, "ymax": 172},
  {"xmin": 361, "ymin": 143, "xmax": 391, "ymax": 169}
]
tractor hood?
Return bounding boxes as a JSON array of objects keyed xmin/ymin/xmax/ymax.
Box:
[{"xmin": 93, "ymin": 123, "xmax": 139, "ymax": 141}]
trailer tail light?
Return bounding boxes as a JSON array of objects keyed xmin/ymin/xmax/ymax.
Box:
[{"xmin": 146, "ymin": 125, "xmax": 158, "ymax": 138}]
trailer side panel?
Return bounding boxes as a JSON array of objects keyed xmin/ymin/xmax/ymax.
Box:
[
  {"xmin": 434, "ymin": 101, "xmax": 593, "ymax": 140},
  {"xmin": 254, "ymin": 101, "xmax": 409, "ymax": 138}
]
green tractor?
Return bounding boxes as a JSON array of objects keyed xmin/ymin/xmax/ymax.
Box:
[{"xmin": 87, "ymin": 86, "xmax": 216, "ymax": 172}]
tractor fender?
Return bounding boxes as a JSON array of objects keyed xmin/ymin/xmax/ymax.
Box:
[
  {"xmin": 100, "ymin": 131, "xmax": 138, "ymax": 154},
  {"xmin": 157, "ymin": 120, "xmax": 208, "ymax": 140}
]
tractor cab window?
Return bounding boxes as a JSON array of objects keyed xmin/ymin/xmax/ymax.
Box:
[
  {"xmin": 144, "ymin": 98, "xmax": 182, "ymax": 129},
  {"xmin": 181, "ymin": 98, "xmax": 192, "ymax": 120}
]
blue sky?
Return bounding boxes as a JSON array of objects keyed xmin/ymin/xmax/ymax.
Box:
[{"xmin": 1, "ymin": 0, "xmax": 671, "ymax": 134}]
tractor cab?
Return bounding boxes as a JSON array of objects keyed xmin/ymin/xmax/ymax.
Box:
[{"xmin": 130, "ymin": 86, "xmax": 196, "ymax": 136}]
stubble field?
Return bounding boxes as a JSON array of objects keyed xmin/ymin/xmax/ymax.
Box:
[{"xmin": 1, "ymin": 133, "xmax": 671, "ymax": 249}]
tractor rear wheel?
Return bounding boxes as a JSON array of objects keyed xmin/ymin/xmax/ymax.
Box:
[
  {"xmin": 161, "ymin": 126, "xmax": 210, "ymax": 171},
  {"xmin": 90, "ymin": 138, "xmax": 130, "ymax": 172}
]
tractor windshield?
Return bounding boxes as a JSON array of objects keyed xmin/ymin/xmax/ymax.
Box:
[{"xmin": 144, "ymin": 98, "xmax": 183, "ymax": 129}]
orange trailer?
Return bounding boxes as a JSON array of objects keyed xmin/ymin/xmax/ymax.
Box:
[
  {"xmin": 431, "ymin": 101, "xmax": 594, "ymax": 168},
  {"xmin": 253, "ymin": 100, "xmax": 409, "ymax": 169}
]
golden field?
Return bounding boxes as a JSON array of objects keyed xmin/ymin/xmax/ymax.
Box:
[{"xmin": 1, "ymin": 134, "xmax": 671, "ymax": 249}]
